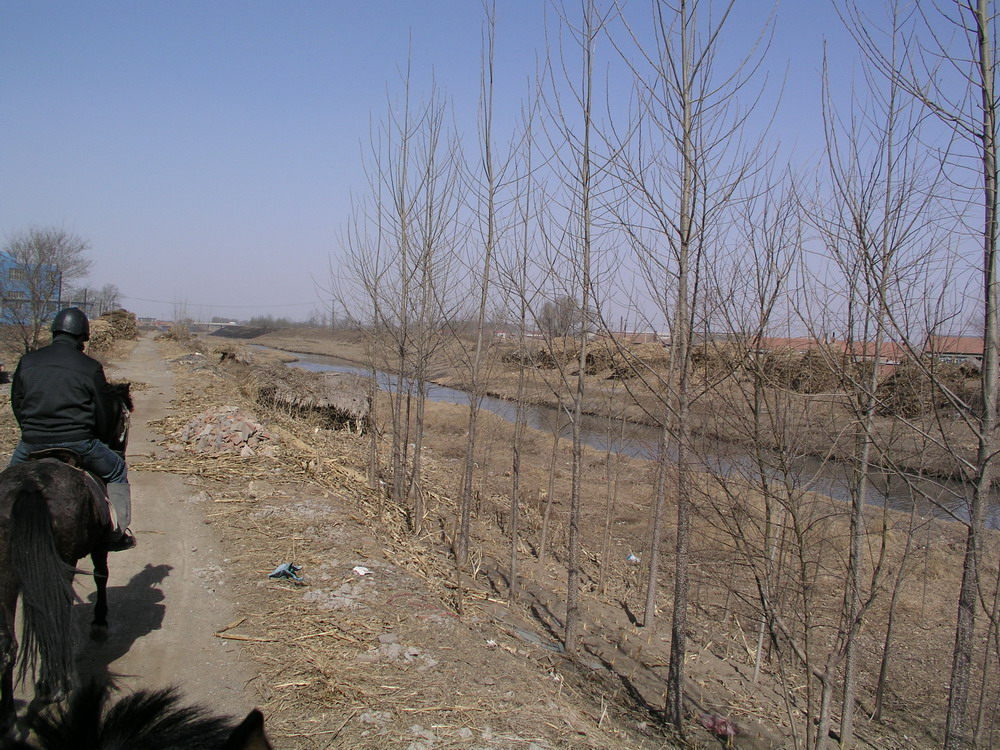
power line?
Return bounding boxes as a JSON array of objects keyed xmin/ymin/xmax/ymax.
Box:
[{"xmin": 121, "ymin": 295, "xmax": 320, "ymax": 309}]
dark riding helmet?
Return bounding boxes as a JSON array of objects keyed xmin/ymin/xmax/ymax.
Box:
[{"xmin": 51, "ymin": 307, "xmax": 90, "ymax": 341}]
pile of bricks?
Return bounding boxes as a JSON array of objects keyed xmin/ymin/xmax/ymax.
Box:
[{"xmin": 172, "ymin": 405, "xmax": 278, "ymax": 457}]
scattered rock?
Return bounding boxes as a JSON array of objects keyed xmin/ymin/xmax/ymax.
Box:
[
  {"xmin": 171, "ymin": 406, "xmax": 277, "ymax": 456},
  {"xmin": 358, "ymin": 710, "xmax": 392, "ymax": 726},
  {"xmin": 248, "ymin": 480, "xmax": 276, "ymax": 498}
]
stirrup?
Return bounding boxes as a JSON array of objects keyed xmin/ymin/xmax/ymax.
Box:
[{"xmin": 106, "ymin": 529, "xmax": 137, "ymax": 552}]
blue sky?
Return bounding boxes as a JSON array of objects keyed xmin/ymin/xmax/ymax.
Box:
[{"xmin": 0, "ymin": 1, "xmax": 849, "ymax": 322}]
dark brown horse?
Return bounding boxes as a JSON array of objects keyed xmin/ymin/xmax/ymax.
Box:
[
  {"xmin": 0, "ymin": 384, "xmax": 132, "ymax": 738},
  {"xmin": 7, "ymin": 679, "xmax": 272, "ymax": 749}
]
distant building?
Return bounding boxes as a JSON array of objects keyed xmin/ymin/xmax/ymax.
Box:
[
  {"xmin": 0, "ymin": 252, "xmax": 62, "ymax": 324},
  {"xmin": 596, "ymin": 330, "xmax": 667, "ymax": 345},
  {"xmin": 830, "ymin": 340, "xmax": 906, "ymax": 367},
  {"xmin": 925, "ymin": 335, "xmax": 984, "ymax": 367},
  {"xmin": 751, "ymin": 336, "xmax": 823, "ymax": 355},
  {"xmin": 752, "ymin": 336, "xmax": 905, "ymax": 370}
]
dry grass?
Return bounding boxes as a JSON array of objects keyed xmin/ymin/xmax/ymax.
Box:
[
  {"xmin": 150, "ymin": 330, "xmax": 1000, "ymax": 748},
  {"xmin": 135, "ymin": 341, "xmax": 668, "ymax": 749}
]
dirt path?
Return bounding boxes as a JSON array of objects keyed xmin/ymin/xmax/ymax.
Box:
[{"xmin": 70, "ymin": 334, "xmax": 261, "ymax": 718}]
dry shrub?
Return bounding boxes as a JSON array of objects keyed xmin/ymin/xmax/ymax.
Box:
[
  {"xmin": 758, "ymin": 349, "xmax": 842, "ymax": 393},
  {"xmin": 691, "ymin": 341, "xmax": 745, "ymax": 378},
  {"xmin": 876, "ymin": 359, "xmax": 980, "ymax": 417}
]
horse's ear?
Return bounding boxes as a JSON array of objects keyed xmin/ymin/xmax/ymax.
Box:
[{"xmin": 222, "ymin": 709, "xmax": 272, "ymax": 750}]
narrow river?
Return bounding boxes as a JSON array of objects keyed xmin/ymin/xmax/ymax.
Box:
[{"xmin": 276, "ymin": 349, "xmax": 994, "ymax": 530}]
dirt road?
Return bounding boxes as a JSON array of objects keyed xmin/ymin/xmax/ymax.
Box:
[{"xmin": 70, "ymin": 334, "xmax": 261, "ymax": 718}]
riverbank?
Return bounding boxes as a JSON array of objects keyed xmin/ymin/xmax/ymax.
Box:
[
  {"xmin": 244, "ymin": 327, "xmax": 976, "ymax": 487},
  {"xmin": 207, "ymin": 325, "xmax": 997, "ymax": 748}
]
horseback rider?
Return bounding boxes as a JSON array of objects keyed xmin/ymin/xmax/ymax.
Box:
[{"xmin": 7, "ymin": 307, "xmax": 136, "ymax": 551}]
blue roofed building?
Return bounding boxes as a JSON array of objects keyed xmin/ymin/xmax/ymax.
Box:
[{"xmin": 0, "ymin": 251, "xmax": 63, "ymax": 326}]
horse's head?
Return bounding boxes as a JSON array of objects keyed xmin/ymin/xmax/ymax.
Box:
[
  {"xmin": 109, "ymin": 381, "xmax": 134, "ymax": 413},
  {"xmin": 106, "ymin": 382, "xmax": 132, "ymax": 454}
]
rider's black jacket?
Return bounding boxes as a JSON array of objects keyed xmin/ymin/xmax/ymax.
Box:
[{"xmin": 10, "ymin": 333, "xmax": 115, "ymax": 445}]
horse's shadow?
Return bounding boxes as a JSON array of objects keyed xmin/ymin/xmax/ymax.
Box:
[{"xmin": 71, "ymin": 562, "xmax": 173, "ymax": 685}]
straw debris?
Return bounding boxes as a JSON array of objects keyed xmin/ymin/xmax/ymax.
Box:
[
  {"xmin": 216, "ymin": 345, "xmax": 371, "ymax": 432},
  {"xmin": 88, "ymin": 309, "xmax": 139, "ymax": 350}
]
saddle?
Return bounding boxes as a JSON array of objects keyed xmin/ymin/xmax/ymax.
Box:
[{"xmin": 26, "ymin": 448, "xmax": 116, "ymax": 530}]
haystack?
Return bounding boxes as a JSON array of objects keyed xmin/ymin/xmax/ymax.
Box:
[
  {"xmin": 760, "ymin": 349, "xmax": 842, "ymax": 393},
  {"xmin": 585, "ymin": 339, "xmax": 618, "ymax": 374},
  {"xmin": 238, "ymin": 360, "xmax": 370, "ymax": 432},
  {"xmin": 876, "ymin": 360, "xmax": 979, "ymax": 417},
  {"xmin": 88, "ymin": 309, "xmax": 139, "ymax": 349},
  {"xmin": 500, "ymin": 337, "xmax": 581, "ymax": 370},
  {"xmin": 604, "ymin": 342, "xmax": 671, "ymax": 379},
  {"xmin": 691, "ymin": 341, "xmax": 745, "ymax": 377}
]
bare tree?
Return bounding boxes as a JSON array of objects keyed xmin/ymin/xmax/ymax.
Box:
[
  {"xmin": 609, "ymin": 0, "xmax": 772, "ymax": 733},
  {"xmin": 538, "ymin": 294, "xmax": 584, "ymax": 337},
  {"xmin": 840, "ymin": 3, "xmax": 998, "ymax": 745},
  {"xmin": 542, "ymin": 0, "xmax": 613, "ymax": 653},
  {"xmin": 455, "ymin": 0, "xmax": 509, "ymax": 566},
  {"xmin": 500, "ymin": 85, "xmax": 543, "ymax": 601},
  {"xmin": 342, "ymin": 67, "xmax": 464, "ymax": 532},
  {"xmin": 96, "ymin": 284, "xmax": 122, "ymax": 315},
  {"xmin": 797, "ymin": 16, "xmax": 947, "ymax": 742},
  {"xmin": 71, "ymin": 284, "xmax": 123, "ymax": 317},
  {"xmin": 1, "ymin": 227, "xmax": 92, "ymax": 352}
]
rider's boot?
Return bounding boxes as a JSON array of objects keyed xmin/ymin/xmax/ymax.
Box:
[{"xmin": 106, "ymin": 482, "xmax": 136, "ymax": 551}]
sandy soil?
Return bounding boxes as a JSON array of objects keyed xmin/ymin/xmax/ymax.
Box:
[
  {"xmin": 1, "ymin": 335, "xmax": 259, "ymax": 741},
  {"xmin": 66, "ymin": 335, "xmax": 259, "ymax": 718}
]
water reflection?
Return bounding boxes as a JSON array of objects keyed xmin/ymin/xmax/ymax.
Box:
[{"xmin": 279, "ymin": 349, "xmax": 987, "ymax": 529}]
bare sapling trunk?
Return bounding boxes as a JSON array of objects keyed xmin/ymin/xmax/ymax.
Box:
[
  {"xmin": 643, "ymin": 431, "xmax": 668, "ymax": 627},
  {"xmin": 941, "ymin": 4, "xmax": 998, "ymax": 746},
  {"xmin": 507, "ymin": 104, "xmax": 537, "ymax": 600},
  {"xmin": 458, "ymin": 0, "xmax": 502, "ymax": 566},
  {"xmin": 598, "ymin": 402, "xmax": 626, "ymax": 595},
  {"xmin": 873, "ymin": 507, "xmax": 919, "ymax": 723},
  {"xmin": 562, "ymin": 0, "xmax": 602, "ymax": 653},
  {"xmin": 539, "ymin": 423, "xmax": 561, "ymax": 568},
  {"xmin": 608, "ymin": 0, "xmax": 772, "ymax": 732},
  {"xmin": 544, "ymin": 0, "xmax": 605, "ymax": 652}
]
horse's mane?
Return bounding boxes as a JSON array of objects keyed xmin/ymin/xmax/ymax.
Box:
[
  {"xmin": 14, "ymin": 680, "xmax": 240, "ymax": 750},
  {"xmin": 9, "ymin": 482, "xmax": 77, "ymax": 691}
]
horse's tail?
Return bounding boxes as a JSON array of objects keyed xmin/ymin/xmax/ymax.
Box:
[{"xmin": 10, "ymin": 485, "xmax": 75, "ymax": 692}]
